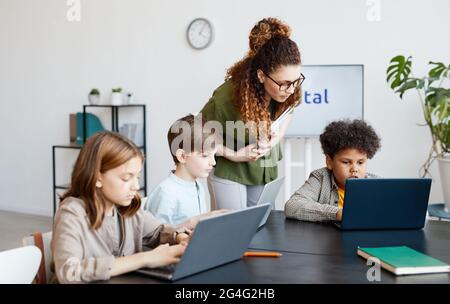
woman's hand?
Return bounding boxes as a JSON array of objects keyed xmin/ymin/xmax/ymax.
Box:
[
  {"xmin": 255, "ymin": 142, "xmax": 272, "ymax": 159},
  {"xmin": 221, "ymin": 130, "xmax": 281, "ymax": 162},
  {"xmin": 255, "ymin": 131, "xmax": 279, "ymax": 158},
  {"xmin": 228, "ymin": 144, "xmax": 260, "ymax": 162},
  {"xmin": 139, "ymin": 243, "xmax": 186, "ymax": 269}
]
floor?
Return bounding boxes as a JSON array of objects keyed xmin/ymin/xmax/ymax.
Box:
[{"xmin": 0, "ymin": 211, "xmax": 53, "ymax": 251}]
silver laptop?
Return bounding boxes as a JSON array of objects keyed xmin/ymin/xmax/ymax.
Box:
[
  {"xmin": 256, "ymin": 177, "xmax": 285, "ymax": 228},
  {"xmin": 137, "ymin": 203, "xmax": 271, "ymax": 281}
]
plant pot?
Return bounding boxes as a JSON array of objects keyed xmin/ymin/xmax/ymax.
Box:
[
  {"xmin": 125, "ymin": 93, "xmax": 134, "ymax": 105},
  {"xmin": 111, "ymin": 92, "xmax": 123, "ymax": 105},
  {"xmin": 88, "ymin": 94, "xmax": 100, "ymax": 105},
  {"xmin": 437, "ymin": 156, "xmax": 450, "ymax": 212}
]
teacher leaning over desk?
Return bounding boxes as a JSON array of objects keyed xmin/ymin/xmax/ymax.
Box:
[{"xmin": 200, "ymin": 17, "xmax": 305, "ymax": 210}]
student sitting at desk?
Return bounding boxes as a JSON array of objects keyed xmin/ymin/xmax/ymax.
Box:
[
  {"xmin": 51, "ymin": 132, "xmax": 191, "ymax": 283},
  {"xmin": 143, "ymin": 114, "xmax": 227, "ymax": 227},
  {"xmin": 284, "ymin": 119, "xmax": 381, "ymax": 222}
]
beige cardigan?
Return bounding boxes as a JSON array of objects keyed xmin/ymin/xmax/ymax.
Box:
[{"xmin": 51, "ymin": 197, "xmax": 179, "ymax": 283}]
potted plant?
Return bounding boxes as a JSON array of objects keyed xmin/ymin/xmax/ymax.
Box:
[
  {"xmin": 88, "ymin": 88, "xmax": 100, "ymax": 105},
  {"xmin": 387, "ymin": 55, "xmax": 450, "ymax": 210},
  {"xmin": 111, "ymin": 87, "xmax": 123, "ymax": 105}
]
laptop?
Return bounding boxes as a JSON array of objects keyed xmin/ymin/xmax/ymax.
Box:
[
  {"xmin": 335, "ymin": 178, "xmax": 432, "ymax": 230},
  {"xmin": 137, "ymin": 203, "xmax": 271, "ymax": 281},
  {"xmin": 255, "ymin": 177, "xmax": 285, "ymax": 228}
]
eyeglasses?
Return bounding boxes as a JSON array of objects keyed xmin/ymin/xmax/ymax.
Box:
[{"xmin": 261, "ymin": 70, "xmax": 305, "ymax": 92}]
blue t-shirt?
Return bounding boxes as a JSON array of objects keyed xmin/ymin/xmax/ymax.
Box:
[{"xmin": 143, "ymin": 172, "xmax": 207, "ymax": 225}]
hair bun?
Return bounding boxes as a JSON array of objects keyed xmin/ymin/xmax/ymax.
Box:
[{"xmin": 248, "ymin": 17, "xmax": 292, "ymax": 57}]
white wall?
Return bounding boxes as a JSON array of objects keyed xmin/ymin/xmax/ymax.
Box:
[{"xmin": 1, "ymin": 0, "xmax": 449, "ymax": 216}]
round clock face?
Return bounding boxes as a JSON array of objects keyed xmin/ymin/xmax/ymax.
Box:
[{"xmin": 187, "ymin": 18, "xmax": 213, "ymax": 50}]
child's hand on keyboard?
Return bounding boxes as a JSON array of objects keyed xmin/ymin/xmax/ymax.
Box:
[
  {"xmin": 176, "ymin": 230, "xmax": 192, "ymax": 244},
  {"xmin": 140, "ymin": 243, "xmax": 186, "ymax": 269}
]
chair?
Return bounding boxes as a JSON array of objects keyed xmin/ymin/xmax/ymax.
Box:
[
  {"xmin": 0, "ymin": 246, "xmax": 41, "ymax": 284},
  {"xmin": 22, "ymin": 232, "xmax": 53, "ymax": 284}
]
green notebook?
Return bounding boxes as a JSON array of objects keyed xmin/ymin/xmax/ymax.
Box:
[{"xmin": 357, "ymin": 246, "xmax": 450, "ymax": 275}]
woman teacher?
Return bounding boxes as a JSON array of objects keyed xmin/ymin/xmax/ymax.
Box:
[{"xmin": 200, "ymin": 17, "xmax": 304, "ymax": 210}]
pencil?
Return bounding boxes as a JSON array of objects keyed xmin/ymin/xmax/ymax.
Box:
[{"xmin": 244, "ymin": 251, "xmax": 282, "ymax": 257}]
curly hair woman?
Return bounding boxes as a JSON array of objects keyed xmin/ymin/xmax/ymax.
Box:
[
  {"xmin": 284, "ymin": 119, "xmax": 381, "ymax": 223},
  {"xmin": 200, "ymin": 17, "xmax": 304, "ymax": 210}
]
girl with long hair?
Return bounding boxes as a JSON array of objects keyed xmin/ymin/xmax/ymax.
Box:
[{"xmin": 51, "ymin": 131, "xmax": 190, "ymax": 283}]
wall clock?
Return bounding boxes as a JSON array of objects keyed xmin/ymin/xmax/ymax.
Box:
[{"xmin": 187, "ymin": 18, "xmax": 214, "ymax": 50}]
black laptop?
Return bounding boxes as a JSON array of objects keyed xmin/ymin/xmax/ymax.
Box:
[{"xmin": 335, "ymin": 178, "xmax": 432, "ymax": 230}]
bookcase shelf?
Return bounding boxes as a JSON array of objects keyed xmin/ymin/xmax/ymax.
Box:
[{"xmin": 52, "ymin": 104, "xmax": 148, "ymax": 215}]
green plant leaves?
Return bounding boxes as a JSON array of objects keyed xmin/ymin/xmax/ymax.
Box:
[
  {"xmin": 396, "ymin": 78, "xmax": 423, "ymax": 99},
  {"xmin": 387, "ymin": 55, "xmax": 412, "ymax": 94},
  {"xmin": 89, "ymin": 88, "xmax": 100, "ymax": 95},
  {"xmin": 432, "ymin": 96, "xmax": 450, "ymax": 153},
  {"xmin": 434, "ymin": 121, "xmax": 450, "ymax": 154},
  {"xmin": 432, "ymin": 97, "xmax": 450, "ymax": 120},
  {"xmin": 428, "ymin": 62, "xmax": 448, "ymax": 78},
  {"xmin": 445, "ymin": 121, "xmax": 450, "ymax": 153},
  {"xmin": 427, "ymin": 87, "xmax": 450, "ymax": 107},
  {"xmin": 387, "ymin": 55, "xmax": 450, "ymax": 155}
]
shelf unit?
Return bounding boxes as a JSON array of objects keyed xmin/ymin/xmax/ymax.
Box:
[{"xmin": 52, "ymin": 104, "xmax": 147, "ymax": 215}]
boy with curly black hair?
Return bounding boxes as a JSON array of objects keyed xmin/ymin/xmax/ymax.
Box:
[{"xmin": 284, "ymin": 119, "xmax": 381, "ymax": 223}]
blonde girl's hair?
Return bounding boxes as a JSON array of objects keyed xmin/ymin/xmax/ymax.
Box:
[{"xmin": 60, "ymin": 131, "xmax": 144, "ymax": 229}]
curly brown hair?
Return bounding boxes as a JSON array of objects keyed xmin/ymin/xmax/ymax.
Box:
[
  {"xmin": 226, "ymin": 17, "xmax": 302, "ymax": 140},
  {"xmin": 320, "ymin": 120, "xmax": 381, "ymax": 159}
]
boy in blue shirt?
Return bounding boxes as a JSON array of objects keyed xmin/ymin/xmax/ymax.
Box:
[{"xmin": 144, "ymin": 114, "xmax": 225, "ymax": 226}]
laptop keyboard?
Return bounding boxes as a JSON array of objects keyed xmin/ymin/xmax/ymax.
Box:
[
  {"xmin": 138, "ymin": 263, "xmax": 177, "ymax": 280},
  {"xmin": 148, "ymin": 263, "xmax": 176, "ymax": 274}
]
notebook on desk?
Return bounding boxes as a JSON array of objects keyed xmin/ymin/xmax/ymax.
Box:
[
  {"xmin": 137, "ymin": 203, "xmax": 271, "ymax": 281},
  {"xmin": 357, "ymin": 246, "xmax": 450, "ymax": 275}
]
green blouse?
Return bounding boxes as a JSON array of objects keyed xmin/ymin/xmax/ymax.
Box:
[{"xmin": 200, "ymin": 80, "xmax": 285, "ymax": 185}]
